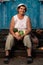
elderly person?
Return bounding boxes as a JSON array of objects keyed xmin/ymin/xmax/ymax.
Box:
[{"xmin": 4, "ymin": 3, "xmax": 32, "ymax": 64}]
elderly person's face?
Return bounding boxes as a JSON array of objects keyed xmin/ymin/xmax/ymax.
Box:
[{"xmin": 18, "ymin": 6, "xmax": 26, "ymax": 15}]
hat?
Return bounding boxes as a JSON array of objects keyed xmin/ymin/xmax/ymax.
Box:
[
  {"xmin": 17, "ymin": 3, "xmax": 27, "ymax": 11},
  {"xmin": 17, "ymin": 3, "xmax": 26, "ymax": 7}
]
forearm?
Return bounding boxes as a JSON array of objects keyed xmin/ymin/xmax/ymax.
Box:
[
  {"xmin": 21, "ymin": 29, "xmax": 31, "ymax": 38},
  {"xmin": 9, "ymin": 29, "xmax": 16, "ymax": 37},
  {"xmin": 24, "ymin": 29, "xmax": 31, "ymax": 36}
]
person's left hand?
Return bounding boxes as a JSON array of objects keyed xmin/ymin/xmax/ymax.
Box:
[
  {"xmin": 17, "ymin": 35, "xmax": 24, "ymax": 40},
  {"xmin": 19, "ymin": 35, "xmax": 24, "ymax": 40},
  {"xmin": 15, "ymin": 32, "xmax": 24, "ymax": 40}
]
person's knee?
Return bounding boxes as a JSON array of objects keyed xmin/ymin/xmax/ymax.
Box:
[
  {"xmin": 23, "ymin": 35, "xmax": 32, "ymax": 48},
  {"xmin": 5, "ymin": 33, "xmax": 14, "ymax": 50},
  {"xmin": 7, "ymin": 33, "xmax": 14, "ymax": 39}
]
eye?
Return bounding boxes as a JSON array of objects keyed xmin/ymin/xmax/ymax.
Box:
[
  {"xmin": 20, "ymin": 8, "xmax": 23, "ymax": 9},
  {"xmin": 20, "ymin": 8, "xmax": 25, "ymax": 10}
]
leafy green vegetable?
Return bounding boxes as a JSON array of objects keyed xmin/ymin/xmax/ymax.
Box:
[
  {"xmin": 13, "ymin": 28, "xmax": 18, "ymax": 32},
  {"xmin": 19, "ymin": 31, "xmax": 24, "ymax": 35}
]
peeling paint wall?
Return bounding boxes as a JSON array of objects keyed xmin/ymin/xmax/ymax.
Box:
[{"xmin": 0, "ymin": 0, "xmax": 43, "ymax": 29}]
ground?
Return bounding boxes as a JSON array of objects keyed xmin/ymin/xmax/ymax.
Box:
[{"xmin": 0, "ymin": 57, "xmax": 43, "ymax": 65}]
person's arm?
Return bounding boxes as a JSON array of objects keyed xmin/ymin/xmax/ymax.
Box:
[
  {"xmin": 24, "ymin": 17, "xmax": 32, "ymax": 35},
  {"xmin": 9, "ymin": 16, "xmax": 16, "ymax": 37},
  {"xmin": 21, "ymin": 17, "xmax": 32, "ymax": 38}
]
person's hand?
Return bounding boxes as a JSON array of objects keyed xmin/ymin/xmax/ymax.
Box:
[
  {"xmin": 14, "ymin": 32, "xmax": 23, "ymax": 40},
  {"xmin": 14, "ymin": 32, "xmax": 20, "ymax": 40}
]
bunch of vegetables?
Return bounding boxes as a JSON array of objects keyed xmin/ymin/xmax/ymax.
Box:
[{"xmin": 13, "ymin": 28, "xmax": 25, "ymax": 36}]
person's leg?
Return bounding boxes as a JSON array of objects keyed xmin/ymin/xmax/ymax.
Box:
[
  {"xmin": 23, "ymin": 35, "xmax": 33, "ymax": 63},
  {"xmin": 23, "ymin": 35, "xmax": 32, "ymax": 56},
  {"xmin": 4, "ymin": 33, "xmax": 14, "ymax": 63}
]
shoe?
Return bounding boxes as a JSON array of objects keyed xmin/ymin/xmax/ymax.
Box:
[
  {"xmin": 27, "ymin": 56, "xmax": 33, "ymax": 64},
  {"xmin": 4, "ymin": 56, "xmax": 9, "ymax": 64}
]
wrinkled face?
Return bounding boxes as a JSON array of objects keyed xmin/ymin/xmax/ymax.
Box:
[{"xmin": 18, "ymin": 6, "xmax": 26, "ymax": 15}]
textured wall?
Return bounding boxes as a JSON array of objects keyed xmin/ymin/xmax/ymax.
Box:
[
  {"xmin": 0, "ymin": 0, "xmax": 43, "ymax": 29},
  {"xmin": 39, "ymin": 2, "xmax": 43, "ymax": 28}
]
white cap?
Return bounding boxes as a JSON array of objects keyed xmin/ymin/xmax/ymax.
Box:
[{"xmin": 17, "ymin": 3, "xmax": 27, "ymax": 10}]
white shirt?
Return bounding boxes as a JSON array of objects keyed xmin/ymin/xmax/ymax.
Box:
[{"xmin": 13, "ymin": 15, "xmax": 28, "ymax": 31}]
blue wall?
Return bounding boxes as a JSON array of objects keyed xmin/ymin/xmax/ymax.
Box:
[{"xmin": 0, "ymin": 0, "xmax": 43, "ymax": 29}]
